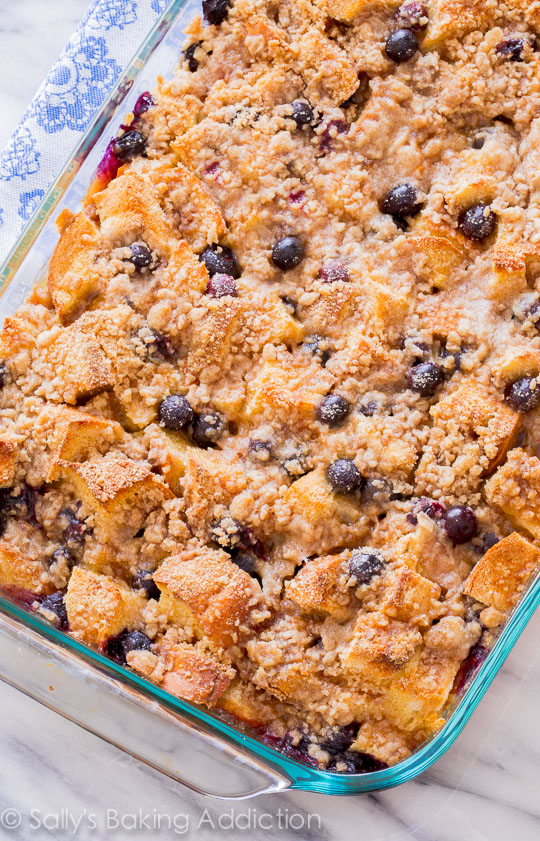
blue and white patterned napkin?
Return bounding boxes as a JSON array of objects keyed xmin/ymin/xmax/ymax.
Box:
[{"xmin": 0, "ymin": 0, "xmax": 168, "ymax": 263}]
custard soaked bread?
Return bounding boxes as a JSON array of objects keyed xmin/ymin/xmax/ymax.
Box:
[{"xmin": 2, "ymin": 0, "xmax": 540, "ymax": 772}]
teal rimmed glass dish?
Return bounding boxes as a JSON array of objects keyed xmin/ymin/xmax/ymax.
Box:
[{"xmin": 1, "ymin": 0, "xmax": 540, "ymax": 798}]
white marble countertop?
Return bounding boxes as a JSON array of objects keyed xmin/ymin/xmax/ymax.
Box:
[{"xmin": 0, "ymin": 3, "xmax": 540, "ymax": 839}]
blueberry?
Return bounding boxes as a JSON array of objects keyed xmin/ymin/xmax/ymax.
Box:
[
  {"xmin": 184, "ymin": 41, "xmax": 201, "ymax": 71},
  {"xmin": 150, "ymin": 331, "xmax": 177, "ymax": 360},
  {"xmin": 504, "ymin": 376, "xmax": 540, "ymax": 412},
  {"xmin": 206, "ymin": 273, "xmax": 238, "ymax": 298},
  {"xmin": 408, "ymin": 361, "xmax": 445, "ymax": 397},
  {"xmin": 202, "ymin": 0, "xmax": 230, "ymax": 24},
  {"xmin": 349, "ymin": 549, "xmax": 385, "ymax": 584},
  {"xmin": 39, "ymin": 592, "xmax": 68, "ymax": 629},
  {"xmin": 0, "ymin": 484, "xmax": 39, "ymax": 534},
  {"xmin": 0, "ymin": 362, "xmax": 8, "ymax": 388},
  {"xmin": 50, "ymin": 546, "xmax": 75, "ymax": 571},
  {"xmin": 327, "ymin": 459, "xmax": 364, "ymax": 493},
  {"xmin": 395, "ymin": 1, "xmax": 428, "ymax": 31},
  {"xmin": 359, "ymin": 401, "xmax": 378, "ymax": 416},
  {"xmin": 291, "ymin": 99, "xmax": 314, "ymax": 127},
  {"xmin": 133, "ymin": 91, "xmax": 155, "ymax": 119},
  {"xmin": 330, "ymin": 751, "xmax": 387, "ymax": 773},
  {"xmin": 231, "ymin": 551, "xmax": 257, "ymax": 576},
  {"xmin": 58, "ymin": 507, "xmax": 86, "ymax": 553},
  {"xmin": 481, "ymin": 531, "xmax": 500, "ymax": 552},
  {"xmin": 303, "ymin": 334, "xmax": 330, "ymax": 365},
  {"xmin": 158, "ymin": 394, "xmax": 195, "ymax": 430},
  {"xmin": 133, "ymin": 570, "xmax": 161, "ymax": 600},
  {"xmin": 385, "ymin": 28, "xmax": 418, "ymax": 63},
  {"xmin": 444, "ymin": 505, "xmax": 478, "ymax": 544},
  {"xmin": 111, "ymin": 129, "xmax": 146, "ymax": 160},
  {"xmin": 129, "ymin": 242, "xmax": 153, "ymax": 268},
  {"xmin": 248, "ymin": 439, "xmax": 272, "ymax": 462},
  {"xmin": 407, "ymin": 497, "xmax": 445, "ymax": 525},
  {"xmin": 200, "ymin": 244, "xmax": 241, "ymax": 278},
  {"xmin": 471, "ymin": 135, "xmax": 485, "ymax": 150},
  {"xmin": 382, "ymin": 184, "xmax": 422, "ymax": 218},
  {"xmin": 190, "ymin": 410, "xmax": 226, "ymax": 447},
  {"xmin": 322, "ymin": 724, "xmax": 357, "ymax": 754},
  {"xmin": 317, "ymin": 394, "xmax": 350, "ymax": 427},
  {"xmin": 458, "ymin": 204, "xmax": 497, "ymax": 241},
  {"xmin": 320, "ymin": 119, "xmax": 349, "ymax": 151},
  {"xmin": 271, "ymin": 236, "xmax": 304, "ymax": 271},
  {"xmin": 318, "ymin": 260, "xmax": 350, "ymax": 283},
  {"xmin": 496, "ymin": 37, "xmax": 533, "ymax": 61},
  {"xmin": 122, "ymin": 630, "xmax": 152, "ymax": 658}
]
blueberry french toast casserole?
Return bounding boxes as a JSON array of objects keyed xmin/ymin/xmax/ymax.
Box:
[{"xmin": 1, "ymin": 0, "xmax": 540, "ymax": 774}]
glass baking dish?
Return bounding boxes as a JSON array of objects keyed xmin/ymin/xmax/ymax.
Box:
[{"xmin": 1, "ymin": 0, "xmax": 540, "ymax": 798}]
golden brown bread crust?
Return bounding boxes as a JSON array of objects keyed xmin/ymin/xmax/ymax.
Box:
[{"xmin": 464, "ymin": 531, "xmax": 540, "ymax": 611}]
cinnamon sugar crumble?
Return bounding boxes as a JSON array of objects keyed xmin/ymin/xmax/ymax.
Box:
[{"xmin": 2, "ymin": 0, "xmax": 540, "ymax": 772}]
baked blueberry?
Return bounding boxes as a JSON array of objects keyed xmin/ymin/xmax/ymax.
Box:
[
  {"xmin": 327, "ymin": 459, "xmax": 364, "ymax": 493},
  {"xmin": 271, "ymin": 236, "xmax": 304, "ymax": 271},
  {"xmin": 190, "ymin": 410, "xmax": 226, "ymax": 447},
  {"xmin": 408, "ymin": 361, "xmax": 444, "ymax": 396},
  {"xmin": 39, "ymin": 592, "xmax": 68, "ymax": 629},
  {"xmin": 382, "ymin": 184, "xmax": 422, "ymax": 218},
  {"xmin": 210, "ymin": 517, "xmax": 243, "ymax": 549},
  {"xmin": 249, "ymin": 439, "xmax": 272, "ymax": 461},
  {"xmin": 458, "ymin": 204, "xmax": 497, "ymax": 240},
  {"xmin": 200, "ymin": 244, "xmax": 241, "ymax": 278},
  {"xmin": 133, "ymin": 91, "xmax": 155, "ymax": 118},
  {"xmin": 58, "ymin": 507, "xmax": 86, "ymax": 552},
  {"xmin": 504, "ymin": 376, "xmax": 540, "ymax": 412},
  {"xmin": 158, "ymin": 394, "xmax": 195, "ymax": 430},
  {"xmin": 349, "ymin": 548, "xmax": 385, "ymax": 584},
  {"xmin": 121, "ymin": 630, "xmax": 152, "ymax": 659},
  {"xmin": 291, "ymin": 99, "xmax": 314, "ymax": 127},
  {"xmin": 318, "ymin": 260, "xmax": 350, "ymax": 283},
  {"xmin": 129, "ymin": 243, "xmax": 153, "ymax": 268},
  {"xmin": 184, "ymin": 41, "xmax": 201, "ymax": 71},
  {"xmin": 385, "ymin": 28, "xmax": 418, "ymax": 63},
  {"xmin": 206, "ymin": 273, "xmax": 238, "ymax": 297},
  {"xmin": 0, "ymin": 362, "xmax": 8, "ymax": 389},
  {"xmin": 407, "ymin": 497, "xmax": 445, "ymax": 525},
  {"xmin": 444, "ymin": 505, "xmax": 478, "ymax": 544},
  {"xmin": 496, "ymin": 36, "xmax": 533, "ymax": 61},
  {"xmin": 231, "ymin": 551, "xmax": 257, "ymax": 576},
  {"xmin": 51, "ymin": 546, "xmax": 75, "ymax": 571},
  {"xmin": 317, "ymin": 394, "xmax": 350, "ymax": 426},
  {"xmin": 303, "ymin": 334, "xmax": 331, "ymax": 365},
  {"xmin": 322, "ymin": 724, "xmax": 357, "ymax": 754},
  {"xmin": 202, "ymin": 0, "xmax": 230, "ymax": 25},
  {"xmin": 395, "ymin": 1, "xmax": 428, "ymax": 31},
  {"xmin": 111, "ymin": 129, "xmax": 146, "ymax": 160},
  {"xmin": 133, "ymin": 570, "xmax": 161, "ymax": 600}
]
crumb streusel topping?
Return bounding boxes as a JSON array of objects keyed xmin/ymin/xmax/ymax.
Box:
[{"xmin": 1, "ymin": 0, "xmax": 540, "ymax": 771}]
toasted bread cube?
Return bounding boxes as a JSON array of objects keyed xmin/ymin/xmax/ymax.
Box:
[
  {"xmin": 0, "ymin": 541, "xmax": 53, "ymax": 596},
  {"xmin": 245, "ymin": 298, "xmax": 304, "ymax": 350},
  {"xmin": 381, "ymin": 650, "xmax": 459, "ymax": 731},
  {"xmin": 283, "ymin": 467, "xmax": 363, "ymax": 555},
  {"xmin": 0, "ymin": 437, "xmax": 18, "ymax": 487},
  {"xmin": 342, "ymin": 612, "xmax": 423, "ymax": 676},
  {"xmin": 464, "ymin": 532, "xmax": 540, "ymax": 611},
  {"xmin": 62, "ymin": 457, "xmax": 173, "ymax": 541},
  {"xmin": 351, "ymin": 720, "xmax": 417, "ymax": 766},
  {"xmin": 378, "ymin": 566, "xmax": 441, "ymax": 623},
  {"xmin": 181, "ymin": 446, "xmax": 246, "ymax": 535},
  {"xmin": 486, "ymin": 449, "xmax": 540, "ymax": 538},
  {"xmin": 160, "ymin": 239, "xmax": 209, "ymax": 295},
  {"xmin": 285, "ymin": 553, "xmax": 351, "ymax": 617},
  {"xmin": 408, "ymin": 232, "xmax": 466, "ymax": 289},
  {"xmin": 157, "ymin": 161, "xmax": 226, "ymax": 249},
  {"xmin": 302, "ymin": 284, "xmax": 357, "ymax": 335},
  {"xmin": 218, "ymin": 678, "xmax": 276, "ymax": 727},
  {"xmin": 65, "ymin": 566, "xmax": 145, "ymax": 646},
  {"xmin": 325, "ymin": 0, "xmax": 398, "ymax": 22},
  {"xmin": 416, "ymin": 381, "xmax": 520, "ymax": 495},
  {"xmin": 158, "ymin": 640, "xmax": 234, "ymax": 707},
  {"xmin": 187, "ymin": 299, "xmax": 245, "ymax": 382},
  {"xmin": 51, "ymin": 326, "xmax": 114, "ymax": 404},
  {"xmin": 243, "ymin": 360, "xmax": 333, "ymax": 422},
  {"xmin": 48, "ymin": 212, "xmax": 102, "ymax": 324},
  {"xmin": 94, "ymin": 170, "xmax": 173, "ymax": 254},
  {"xmin": 326, "ymin": 332, "xmax": 401, "ymax": 386},
  {"xmin": 47, "ymin": 407, "xmax": 121, "ymax": 480},
  {"xmin": 488, "ymin": 244, "xmax": 536, "ymax": 302},
  {"xmin": 147, "ymin": 425, "xmax": 191, "ymax": 495},
  {"xmin": 296, "ymin": 29, "xmax": 359, "ymax": 105},
  {"xmin": 423, "ymin": 0, "xmax": 488, "ymax": 50},
  {"xmin": 154, "ymin": 547, "xmax": 261, "ymax": 647}
]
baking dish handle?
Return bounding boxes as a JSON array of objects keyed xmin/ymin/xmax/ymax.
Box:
[{"xmin": 0, "ymin": 611, "xmax": 291, "ymax": 799}]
